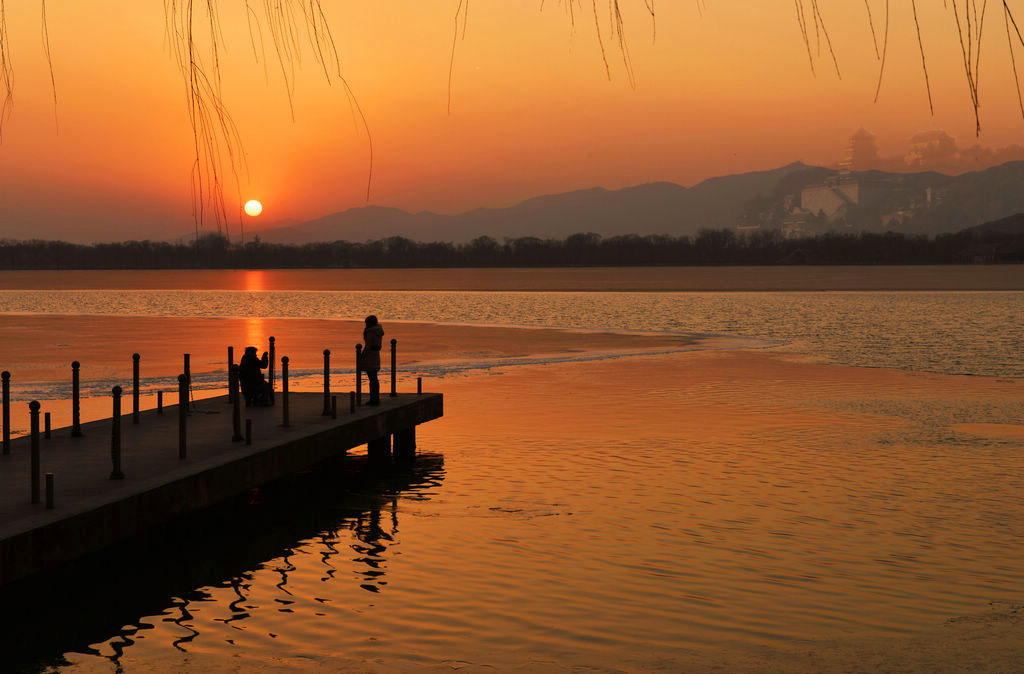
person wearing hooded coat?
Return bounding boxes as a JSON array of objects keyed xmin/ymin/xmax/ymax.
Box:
[
  {"xmin": 361, "ymin": 315, "xmax": 384, "ymax": 405},
  {"xmin": 238, "ymin": 346, "xmax": 274, "ymax": 406}
]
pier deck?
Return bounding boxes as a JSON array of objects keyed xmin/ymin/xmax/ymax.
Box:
[{"xmin": 0, "ymin": 391, "xmax": 443, "ymax": 585}]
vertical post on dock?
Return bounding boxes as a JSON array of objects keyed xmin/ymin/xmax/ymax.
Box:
[
  {"xmin": 245, "ymin": 418, "xmax": 252, "ymax": 446},
  {"xmin": 178, "ymin": 374, "xmax": 187, "ymax": 460},
  {"xmin": 45, "ymin": 473, "xmax": 54, "ymax": 509},
  {"xmin": 331, "ymin": 395, "xmax": 337, "ymax": 419},
  {"xmin": 71, "ymin": 361, "xmax": 83, "ymax": 437},
  {"xmin": 281, "ymin": 356, "xmax": 290, "ymax": 427},
  {"xmin": 268, "ymin": 336, "xmax": 276, "ymax": 389},
  {"xmin": 29, "ymin": 401, "xmax": 40, "ymax": 503},
  {"xmin": 231, "ymin": 364, "xmax": 243, "ymax": 442},
  {"xmin": 355, "ymin": 344, "xmax": 363, "ymax": 406},
  {"xmin": 350, "ymin": 391, "xmax": 355, "ymax": 414},
  {"xmin": 132, "ymin": 353, "xmax": 141, "ymax": 424},
  {"xmin": 227, "ymin": 346, "xmax": 234, "ymax": 404},
  {"xmin": 390, "ymin": 339, "xmax": 397, "ymax": 397},
  {"xmin": 2, "ymin": 371, "xmax": 10, "ymax": 454},
  {"xmin": 44, "ymin": 412, "xmax": 51, "ymax": 439},
  {"xmin": 110, "ymin": 387, "xmax": 124, "ymax": 480},
  {"xmin": 183, "ymin": 353, "xmax": 191, "ymax": 412},
  {"xmin": 417, "ymin": 377, "xmax": 422, "ymax": 396},
  {"xmin": 157, "ymin": 390, "xmax": 163, "ymax": 415},
  {"xmin": 322, "ymin": 349, "xmax": 331, "ymax": 415}
]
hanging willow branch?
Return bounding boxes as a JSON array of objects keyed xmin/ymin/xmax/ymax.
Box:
[
  {"xmin": 161, "ymin": 0, "xmax": 373, "ymax": 240},
  {"xmin": 0, "ymin": 0, "xmax": 13, "ymax": 142}
]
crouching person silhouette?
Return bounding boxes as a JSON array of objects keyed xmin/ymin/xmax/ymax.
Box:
[
  {"xmin": 360, "ymin": 315, "xmax": 384, "ymax": 406},
  {"xmin": 239, "ymin": 346, "xmax": 274, "ymax": 406}
]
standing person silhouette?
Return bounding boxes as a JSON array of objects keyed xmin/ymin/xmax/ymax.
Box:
[{"xmin": 361, "ymin": 315, "xmax": 384, "ymax": 406}]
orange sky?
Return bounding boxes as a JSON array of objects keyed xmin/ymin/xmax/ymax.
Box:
[{"xmin": 1, "ymin": 2, "xmax": 1023, "ymax": 241}]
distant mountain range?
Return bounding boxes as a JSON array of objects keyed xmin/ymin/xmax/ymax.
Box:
[
  {"xmin": 253, "ymin": 162, "xmax": 815, "ymax": 243},
  {"xmin": 251, "ymin": 159, "xmax": 1024, "ymax": 243}
]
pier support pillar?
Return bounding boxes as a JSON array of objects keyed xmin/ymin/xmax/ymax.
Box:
[
  {"xmin": 394, "ymin": 427, "xmax": 416, "ymax": 460},
  {"xmin": 368, "ymin": 435, "xmax": 391, "ymax": 462}
]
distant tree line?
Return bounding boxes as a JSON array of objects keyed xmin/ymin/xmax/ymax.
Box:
[{"xmin": 0, "ymin": 228, "xmax": 1021, "ymax": 269}]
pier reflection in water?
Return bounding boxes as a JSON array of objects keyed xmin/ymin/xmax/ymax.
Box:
[{"xmin": 2, "ymin": 452, "xmax": 445, "ymax": 672}]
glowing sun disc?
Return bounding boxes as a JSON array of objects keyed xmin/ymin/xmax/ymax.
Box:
[{"xmin": 244, "ymin": 200, "xmax": 263, "ymax": 216}]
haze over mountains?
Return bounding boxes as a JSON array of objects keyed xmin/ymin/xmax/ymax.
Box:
[
  {"xmin": 253, "ymin": 160, "xmax": 1024, "ymax": 244},
  {"xmin": 254, "ymin": 162, "xmax": 814, "ymax": 244}
]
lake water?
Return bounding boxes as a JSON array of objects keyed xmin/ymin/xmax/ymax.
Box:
[{"xmin": 0, "ymin": 268, "xmax": 1022, "ymax": 671}]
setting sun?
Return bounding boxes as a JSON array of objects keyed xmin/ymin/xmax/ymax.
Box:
[{"xmin": 244, "ymin": 200, "xmax": 263, "ymax": 216}]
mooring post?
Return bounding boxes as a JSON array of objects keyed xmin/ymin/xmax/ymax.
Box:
[
  {"xmin": 71, "ymin": 361, "xmax": 83, "ymax": 437},
  {"xmin": 417, "ymin": 377, "xmax": 422, "ymax": 396},
  {"xmin": 157, "ymin": 390, "xmax": 163, "ymax": 415},
  {"xmin": 331, "ymin": 395, "xmax": 337, "ymax": 419},
  {"xmin": 322, "ymin": 349, "xmax": 332, "ymax": 415},
  {"xmin": 45, "ymin": 472, "xmax": 54, "ymax": 509},
  {"xmin": 268, "ymin": 336, "xmax": 276, "ymax": 389},
  {"xmin": 44, "ymin": 412, "xmax": 51, "ymax": 439},
  {"xmin": 231, "ymin": 364, "xmax": 243, "ymax": 442},
  {"xmin": 281, "ymin": 356, "xmax": 290, "ymax": 427},
  {"xmin": 227, "ymin": 346, "xmax": 235, "ymax": 404},
  {"xmin": 2, "ymin": 371, "xmax": 10, "ymax": 454},
  {"xmin": 110, "ymin": 386, "xmax": 124, "ymax": 480},
  {"xmin": 183, "ymin": 353, "xmax": 191, "ymax": 412},
  {"xmin": 245, "ymin": 418, "xmax": 252, "ymax": 446},
  {"xmin": 355, "ymin": 344, "xmax": 363, "ymax": 406},
  {"xmin": 132, "ymin": 353, "xmax": 141, "ymax": 424},
  {"xmin": 350, "ymin": 391, "xmax": 356, "ymax": 414},
  {"xmin": 390, "ymin": 339, "xmax": 397, "ymax": 397},
  {"xmin": 29, "ymin": 401, "xmax": 40, "ymax": 503},
  {"xmin": 178, "ymin": 374, "xmax": 187, "ymax": 460}
]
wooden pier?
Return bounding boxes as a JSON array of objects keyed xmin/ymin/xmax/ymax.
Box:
[{"xmin": 0, "ymin": 389, "xmax": 443, "ymax": 586}]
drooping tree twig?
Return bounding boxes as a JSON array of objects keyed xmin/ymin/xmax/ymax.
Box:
[
  {"xmin": 1004, "ymin": 1, "xmax": 1024, "ymax": 118},
  {"xmin": 0, "ymin": 0, "xmax": 13, "ymax": 142},
  {"xmin": 873, "ymin": 0, "xmax": 889, "ymax": 101},
  {"xmin": 911, "ymin": 0, "xmax": 934, "ymax": 114}
]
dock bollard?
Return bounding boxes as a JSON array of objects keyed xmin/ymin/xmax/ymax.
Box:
[
  {"xmin": 268, "ymin": 336, "xmax": 276, "ymax": 389},
  {"xmin": 71, "ymin": 361, "xmax": 83, "ymax": 437},
  {"xmin": 132, "ymin": 353, "xmax": 141, "ymax": 424},
  {"xmin": 281, "ymin": 356, "xmax": 290, "ymax": 427},
  {"xmin": 110, "ymin": 386, "xmax": 124, "ymax": 480},
  {"xmin": 331, "ymin": 395, "xmax": 337, "ymax": 419},
  {"xmin": 355, "ymin": 344, "xmax": 363, "ymax": 406},
  {"xmin": 44, "ymin": 412, "xmax": 51, "ymax": 439},
  {"xmin": 2, "ymin": 371, "xmax": 10, "ymax": 454},
  {"xmin": 157, "ymin": 390, "xmax": 163, "ymax": 415},
  {"xmin": 183, "ymin": 353, "xmax": 191, "ymax": 412},
  {"xmin": 245, "ymin": 418, "xmax": 252, "ymax": 446},
  {"xmin": 390, "ymin": 339, "xmax": 397, "ymax": 397},
  {"xmin": 45, "ymin": 473, "xmax": 54, "ymax": 509},
  {"xmin": 417, "ymin": 377, "xmax": 422, "ymax": 396},
  {"xmin": 231, "ymin": 364, "xmax": 243, "ymax": 442},
  {"xmin": 227, "ymin": 346, "xmax": 234, "ymax": 405},
  {"xmin": 322, "ymin": 349, "xmax": 331, "ymax": 416},
  {"xmin": 178, "ymin": 374, "xmax": 187, "ymax": 460},
  {"xmin": 350, "ymin": 391, "xmax": 355, "ymax": 414},
  {"xmin": 29, "ymin": 401, "xmax": 40, "ymax": 503}
]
